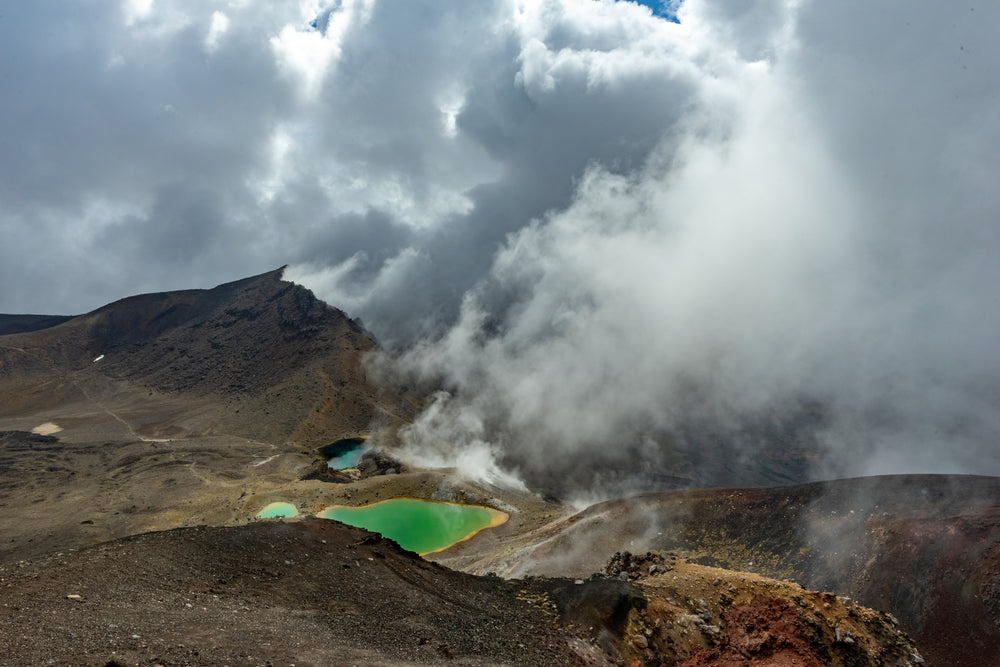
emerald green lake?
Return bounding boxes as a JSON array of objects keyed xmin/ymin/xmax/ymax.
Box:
[
  {"xmin": 320, "ymin": 498, "xmax": 507, "ymax": 554},
  {"xmin": 257, "ymin": 502, "xmax": 298, "ymax": 519}
]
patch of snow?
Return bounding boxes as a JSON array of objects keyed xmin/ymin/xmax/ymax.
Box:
[{"xmin": 31, "ymin": 422, "xmax": 62, "ymax": 435}]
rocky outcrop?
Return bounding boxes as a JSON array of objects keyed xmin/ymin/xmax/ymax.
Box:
[
  {"xmin": 300, "ymin": 449, "xmax": 407, "ymax": 483},
  {"xmin": 603, "ymin": 550, "xmax": 922, "ymax": 667}
]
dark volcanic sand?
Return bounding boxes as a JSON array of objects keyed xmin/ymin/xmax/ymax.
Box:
[{"xmin": 0, "ymin": 520, "xmax": 583, "ymax": 666}]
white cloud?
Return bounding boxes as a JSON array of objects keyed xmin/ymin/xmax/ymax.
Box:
[
  {"xmin": 270, "ymin": 0, "xmax": 377, "ymax": 99},
  {"xmin": 121, "ymin": 0, "xmax": 192, "ymax": 39},
  {"xmin": 270, "ymin": 24, "xmax": 341, "ymax": 100},
  {"xmin": 286, "ymin": 246, "xmax": 426, "ymax": 316},
  {"xmin": 437, "ymin": 88, "xmax": 466, "ymax": 138},
  {"xmin": 372, "ymin": 0, "xmax": 1000, "ymax": 491},
  {"xmin": 389, "ymin": 50, "xmax": 864, "ymax": 488},
  {"xmin": 253, "ymin": 124, "xmax": 297, "ymax": 203},
  {"xmin": 205, "ymin": 11, "xmax": 230, "ymax": 53},
  {"xmin": 123, "ymin": 0, "xmax": 154, "ymax": 27}
]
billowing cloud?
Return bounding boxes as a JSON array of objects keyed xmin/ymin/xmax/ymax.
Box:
[
  {"xmin": 205, "ymin": 11, "xmax": 230, "ymax": 53},
  {"xmin": 2, "ymin": 0, "xmax": 999, "ymax": 494}
]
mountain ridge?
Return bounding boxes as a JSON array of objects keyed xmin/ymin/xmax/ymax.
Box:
[{"xmin": 0, "ymin": 267, "xmax": 415, "ymax": 445}]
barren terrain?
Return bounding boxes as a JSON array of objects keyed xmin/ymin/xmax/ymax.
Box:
[
  {"xmin": 0, "ymin": 519, "xmax": 922, "ymax": 666},
  {"xmin": 0, "ymin": 270, "xmax": 991, "ymax": 665}
]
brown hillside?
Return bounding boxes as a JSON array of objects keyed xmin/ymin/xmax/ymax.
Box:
[{"xmin": 0, "ymin": 268, "xmax": 417, "ymax": 445}]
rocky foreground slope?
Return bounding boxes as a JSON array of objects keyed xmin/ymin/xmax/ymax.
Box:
[{"xmin": 0, "ymin": 519, "xmax": 921, "ymax": 666}]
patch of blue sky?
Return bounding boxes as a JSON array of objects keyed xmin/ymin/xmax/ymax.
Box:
[
  {"xmin": 306, "ymin": 4, "xmax": 682, "ymax": 30},
  {"xmin": 309, "ymin": 8, "xmax": 333, "ymax": 32},
  {"xmin": 616, "ymin": 0, "xmax": 682, "ymax": 23}
]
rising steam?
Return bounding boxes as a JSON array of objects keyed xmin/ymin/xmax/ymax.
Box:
[{"xmin": 342, "ymin": 1, "xmax": 1000, "ymax": 496}]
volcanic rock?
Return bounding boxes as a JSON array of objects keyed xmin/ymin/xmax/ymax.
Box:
[{"xmin": 0, "ymin": 520, "xmax": 920, "ymax": 666}]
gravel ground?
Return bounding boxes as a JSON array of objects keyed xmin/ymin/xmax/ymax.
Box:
[{"xmin": 0, "ymin": 520, "xmax": 590, "ymax": 666}]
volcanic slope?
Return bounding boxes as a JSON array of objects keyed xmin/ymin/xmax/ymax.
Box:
[
  {"xmin": 0, "ymin": 518, "xmax": 921, "ymax": 666},
  {"xmin": 450, "ymin": 474, "xmax": 1000, "ymax": 667},
  {"xmin": 0, "ymin": 267, "xmax": 416, "ymax": 446},
  {"xmin": 0, "ymin": 314, "xmax": 73, "ymax": 335}
]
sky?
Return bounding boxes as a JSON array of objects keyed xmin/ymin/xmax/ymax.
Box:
[{"xmin": 3, "ymin": 0, "xmax": 1000, "ymax": 493}]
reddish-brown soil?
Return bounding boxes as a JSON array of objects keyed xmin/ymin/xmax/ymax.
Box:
[
  {"xmin": 599, "ymin": 551, "xmax": 920, "ymax": 667},
  {"xmin": 679, "ymin": 596, "xmax": 827, "ymax": 667}
]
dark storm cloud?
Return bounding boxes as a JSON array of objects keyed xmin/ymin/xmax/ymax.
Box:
[
  {"xmin": 97, "ymin": 180, "xmax": 225, "ymax": 266},
  {"xmin": 289, "ymin": 0, "xmax": 703, "ymax": 339},
  {"xmin": 2, "ymin": 0, "xmax": 692, "ymax": 322},
  {"xmin": 0, "ymin": 0, "xmax": 295, "ymax": 311}
]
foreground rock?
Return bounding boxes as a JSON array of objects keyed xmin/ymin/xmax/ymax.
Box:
[
  {"xmin": 0, "ymin": 519, "xmax": 919, "ymax": 666},
  {"xmin": 603, "ymin": 551, "xmax": 922, "ymax": 666},
  {"xmin": 458, "ymin": 475, "xmax": 999, "ymax": 666}
]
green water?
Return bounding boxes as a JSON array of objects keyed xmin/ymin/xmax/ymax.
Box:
[
  {"xmin": 257, "ymin": 502, "xmax": 298, "ymax": 519},
  {"xmin": 320, "ymin": 498, "xmax": 507, "ymax": 554},
  {"xmin": 319, "ymin": 437, "xmax": 368, "ymax": 469}
]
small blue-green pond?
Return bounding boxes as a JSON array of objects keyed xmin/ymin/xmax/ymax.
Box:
[
  {"xmin": 257, "ymin": 502, "xmax": 298, "ymax": 519},
  {"xmin": 319, "ymin": 437, "xmax": 369, "ymax": 469},
  {"xmin": 320, "ymin": 498, "xmax": 508, "ymax": 555}
]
